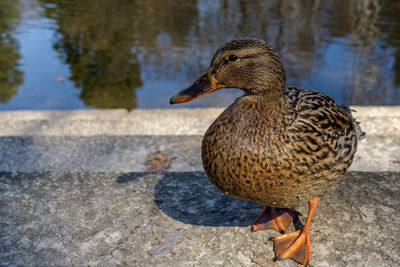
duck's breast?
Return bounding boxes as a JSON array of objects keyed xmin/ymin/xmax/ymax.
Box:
[
  {"xmin": 201, "ymin": 93, "xmax": 358, "ymax": 208},
  {"xmin": 201, "ymin": 97, "xmax": 295, "ymax": 206}
]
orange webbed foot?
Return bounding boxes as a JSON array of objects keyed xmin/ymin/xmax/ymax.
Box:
[
  {"xmin": 271, "ymin": 196, "xmax": 319, "ymax": 266},
  {"xmin": 252, "ymin": 206, "xmax": 300, "ymax": 233},
  {"xmin": 272, "ymin": 228, "xmax": 310, "ymax": 265}
]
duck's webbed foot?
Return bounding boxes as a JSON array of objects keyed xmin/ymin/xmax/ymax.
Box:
[
  {"xmin": 272, "ymin": 228, "xmax": 310, "ymax": 265},
  {"xmin": 252, "ymin": 206, "xmax": 300, "ymax": 233},
  {"xmin": 272, "ymin": 196, "xmax": 319, "ymax": 266}
]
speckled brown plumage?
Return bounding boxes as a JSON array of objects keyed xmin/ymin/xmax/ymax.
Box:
[
  {"xmin": 202, "ymin": 86, "xmax": 359, "ymax": 208},
  {"xmin": 170, "ymin": 38, "xmax": 364, "ymax": 265}
]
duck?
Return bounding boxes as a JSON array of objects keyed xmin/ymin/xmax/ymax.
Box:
[{"xmin": 170, "ymin": 38, "xmax": 364, "ymax": 265}]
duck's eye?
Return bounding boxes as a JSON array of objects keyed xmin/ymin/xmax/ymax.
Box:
[{"xmin": 228, "ymin": 54, "xmax": 238, "ymax": 62}]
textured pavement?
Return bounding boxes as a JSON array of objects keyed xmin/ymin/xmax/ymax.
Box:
[
  {"xmin": 1, "ymin": 107, "xmax": 400, "ymax": 172},
  {"xmin": 1, "ymin": 171, "xmax": 399, "ymax": 266},
  {"xmin": 1, "ymin": 108, "xmax": 400, "ymax": 266}
]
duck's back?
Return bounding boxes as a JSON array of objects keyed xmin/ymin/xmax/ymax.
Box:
[{"xmin": 201, "ymin": 86, "xmax": 362, "ymax": 208}]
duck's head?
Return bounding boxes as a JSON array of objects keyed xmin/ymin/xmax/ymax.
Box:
[{"xmin": 170, "ymin": 38, "xmax": 285, "ymax": 104}]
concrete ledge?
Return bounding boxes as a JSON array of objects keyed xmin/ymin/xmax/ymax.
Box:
[
  {"xmin": 0, "ymin": 107, "xmax": 399, "ymax": 172},
  {"xmin": 1, "ymin": 106, "xmax": 399, "ymax": 136},
  {"xmin": 0, "ymin": 109, "xmax": 222, "ymax": 136}
]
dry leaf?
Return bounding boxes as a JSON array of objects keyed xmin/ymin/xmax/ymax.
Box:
[{"xmin": 146, "ymin": 152, "xmax": 170, "ymax": 172}]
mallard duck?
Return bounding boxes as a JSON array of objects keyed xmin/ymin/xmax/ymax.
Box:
[{"xmin": 170, "ymin": 38, "xmax": 364, "ymax": 265}]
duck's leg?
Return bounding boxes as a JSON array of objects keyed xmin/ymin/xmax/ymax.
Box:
[
  {"xmin": 252, "ymin": 206, "xmax": 300, "ymax": 233},
  {"xmin": 272, "ymin": 196, "xmax": 319, "ymax": 265}
]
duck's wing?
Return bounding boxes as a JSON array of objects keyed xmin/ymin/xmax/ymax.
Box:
[
  {"xmin": 285, "ymin": 86, "xmax": 363, "ymax": 140},
  {"xmin": 283, "ymin": 87, "xmax": 363, "ymax": 170}
]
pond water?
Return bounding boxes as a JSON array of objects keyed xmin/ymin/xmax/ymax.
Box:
[{"xmin": 1, "ymin": 0, "xmax": 400, "ymax": 110}]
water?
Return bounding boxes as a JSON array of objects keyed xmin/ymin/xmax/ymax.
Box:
[{"xmin": 1, "ymin": 0, "xmax": 400, "ymax": 110}]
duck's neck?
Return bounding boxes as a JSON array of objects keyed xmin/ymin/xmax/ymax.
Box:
[
  {"xmin": 245, "ymin": 85, "xmax": 285, "ymax": 105},
  {"xmin": 233, "ymin": 93, "xmax": 286, "ymax": 134},
  {"xmin": 261, "ymin": 87, "xmax": 285, "ymax": 103},
  {"xmin": 241, "ymin": 91, "xmax": 286, "ymax": 115},
  {"xmin": 244, "ymin": 72, "xmax": 286, "ymax": 103}
]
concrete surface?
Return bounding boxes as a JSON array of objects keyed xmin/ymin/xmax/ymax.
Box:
[
  {"xmin": 0, "ymin": 107, "xmax": 399, "ymax": 172},
  {"xmin": 0, "ymin": 171, "xmax": 399, "ymax": 266},
  {"xmin": 0, "ymin": 107, "xmax": 400, "ymax": 266},
  {"xmin": 1, "ymin": 107, "xmax": 399, "ymax": 136}
]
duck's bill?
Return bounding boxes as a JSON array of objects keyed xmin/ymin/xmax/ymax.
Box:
[{"xmin": 170, "ymin": 73, "xmax": 225, "ymax": 104}]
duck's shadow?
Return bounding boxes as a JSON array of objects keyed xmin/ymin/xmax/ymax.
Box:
[{"xmin": 117, "ymin": 172, "xmax": 263, "ymax": 227}]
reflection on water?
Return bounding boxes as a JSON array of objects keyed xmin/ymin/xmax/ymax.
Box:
[
  {"xmin": 1, "ymin": 0, "xmax": 400, "ymax": 109},
  {"xmin": 40, "ymin": 0, "xmax": 144, "ymax": 109},
  {"xmin": 0, "ymin": 0, "xmax": 23, "ymax": 104}
]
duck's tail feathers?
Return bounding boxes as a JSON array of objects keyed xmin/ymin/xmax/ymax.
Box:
[
  {"xmin": 340, "ymin": 105, "xmax": 366, "ymax": 141},
  {"xmin": 354, "ymin": 120, "xmax": 366, "ymax": 141}
]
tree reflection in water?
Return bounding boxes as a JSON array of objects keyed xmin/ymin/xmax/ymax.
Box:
[
  {"xmin": 0, "ymin": 0, "xmax": 23, "ymax": 104},
  {"xmin": 40, "ymin": 0, "xmax": 198, "ymax": 110},
  {"xmin": 41, "ymin": 0, "xmax": 142, "ymax": 110},
  {"xmin": 2, "ymin": 0, "xmax": 400, "ymax": 108}
]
